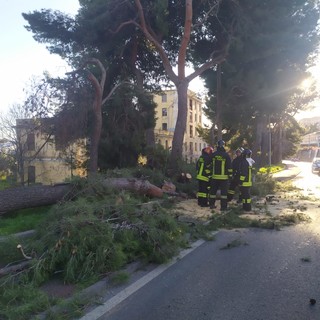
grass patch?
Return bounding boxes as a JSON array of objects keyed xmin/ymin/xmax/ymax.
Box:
[
  {"xmin": 0, "ymin": 206, "xmax": 50, "ymax": 235},
  {"xmin": 110, "ymin": 271, "xmax": 130, "ymax": 285}
]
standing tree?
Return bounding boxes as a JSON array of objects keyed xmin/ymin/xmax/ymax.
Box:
[
  {"xmin": 115, "ymin": 0, "xmax": 235, "ymax": 170},
  {"xmin": 201, "ymin": 0, "xmax": 320, "ymax": 164},
  {"xmin": 23, "ymin": 0, "xmax": 238, "ymax": 173}
]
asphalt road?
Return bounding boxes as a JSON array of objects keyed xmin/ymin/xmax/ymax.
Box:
[{"xmin": 82, "ymin": 162, "xmax": 320, "ymax": 320}]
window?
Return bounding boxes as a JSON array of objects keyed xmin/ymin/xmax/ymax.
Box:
[
  {"xmin": 195, "ymin": 113, "xmax": 197, "ymax": 122},
  {"xmin": 28, "ymin": 166, "xmax": 35, "ymax": 184},
  {"xmin": 27, "ymin": 133, "xmax": 35, "ymax": 151},
  {"xmin": 189, "ymin": 142, "xmax": 193, "ymax": 153},
  {"xmin": 162, "ymin": 108, "xmax": 167, "ymax": 116},
  {"xmin": 165, "ymin": 140, "xmax": 168, "ymax": 149},
  {"xmin": 189, "ymin": 99, "xmax": 193, "ymax": 110},
  {"xmin": 189, "ymin": 125, "xmax": 193, "ymax": 138},
  {"xmin": 199, "ymin": 143, "xmax": 202, "ymax": 150},
  {"xmin": 162, "ymin": 123, "xmax": 168, "ymax": 131},
  {"xmin": 161, "ymin": 94, "xmax": 167, "ymax": 102},
  {"xmin": 195, "ymin": 142, "xmax": 197, "ymax": 152},
  {"xmin": 185, "ymin": 142, "xmax": 188, "ymax": 152},
  {"xmin": 189, "ymin": 112, "xmax": 193, "ymax": 123}
]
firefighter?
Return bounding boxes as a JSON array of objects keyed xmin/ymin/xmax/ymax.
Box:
[
  {"xmin": 209, "ymin": 140, "xmax": 232, "ymax": 211},
  {"xmin": 196, "ymin": 146, "xmax": 213, "ymax": 207},
  {"xmin": 227, "ymin": 147, "xmax": 243, "ymax": 203},
  {"xmin": 239, "ymin": 148, "xmax": 254, "ymax": 212}
]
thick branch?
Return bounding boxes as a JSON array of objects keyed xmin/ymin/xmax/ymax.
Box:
[
  {"xmin": 134, "ymin": 0, "xmax": 178, "ymax": 83},
  {"xmin": 178, "ymin": 0, "xmax": 193, "ymax": 79},
  {"xmin": 0, "ymin": 261, "xmax": 32, "ymax": 278}
]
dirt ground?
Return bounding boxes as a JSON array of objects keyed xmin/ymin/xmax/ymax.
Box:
[{"xmin": 173, "ymin": 188, "xmax": 320, "ymax": 224}]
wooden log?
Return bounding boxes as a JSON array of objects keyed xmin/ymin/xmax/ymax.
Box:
[
  {"xmin": 0, "ymin": 261, "xmax": 32, "ymax": 277},
  {"xmin": 0, "ymin": 178, "xmax": 164, "ymax": 214},
  {"xmin": 0, "ymin": 184, "xmax": 71, "ymax": 214},
  {"xmin": 103, "ymin": 178, "xmax": 163, "ymax": 198}
]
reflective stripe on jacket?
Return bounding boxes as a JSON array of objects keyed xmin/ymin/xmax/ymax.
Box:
[
  {"xmin": 196, "ymin": 155, "xmax": 212, "ymax": 182},
  {"xmin": 239, "ymin": 158, "xmax": 252, "ymax": 187},
  {"xmin": 211, "ymin": 150, "xmax": 232, "ymax": 180}
]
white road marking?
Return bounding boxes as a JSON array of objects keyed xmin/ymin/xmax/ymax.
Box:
[{"xmin": 79, "ymin": 236, "xmax": 214, "ymax": 320}]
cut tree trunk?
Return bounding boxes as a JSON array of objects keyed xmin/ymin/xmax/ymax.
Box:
[
  {"xmin": 0, "ymin": 184, "xmax": 71, "ymax": 214},
  {"xmin": 0, "ymin": 178, "xmax": 164, "ymax": 215},
  {"xmin": 0, "ymin": 261, "xmax": 32, "ymax": 278}
]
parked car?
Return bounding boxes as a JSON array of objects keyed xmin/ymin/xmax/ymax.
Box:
[{"xmin": 311, "ymin": 158, "xmax": 320, "ymax": 174}]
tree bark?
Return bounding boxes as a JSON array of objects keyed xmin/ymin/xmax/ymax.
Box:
[
  {"xmin": 169, "ymin": 82, "xmax": 189, "ymax": 169},
  {"xmin": 133, "ymin": 0, "xmax": 228, "ymax": 172},
  {"xmin": 0, "ymin": 261, "xmax": 31, "ymax": 278},
  {"xmin": 216, "ymin": 63, "xmax": 222, "ymax": 141},
  {"xmin": 0, "ymin": 179, "xmax": 164, "ymax": 214},
  {"xmin": 0, "ymin": 184, "xmax": 71, "ymax": 214}
]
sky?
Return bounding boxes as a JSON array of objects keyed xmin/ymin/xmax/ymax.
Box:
[
  {"xmin": 0, "ymin": 1, "xmax": 318, "ymax": 122},
  {"xmin": 0, "ymin": 0, "xmax": 80, "ymax": 114},
  {"xmin": 0, "ymin": 0, "xmax": 205, "ymax": 116}
]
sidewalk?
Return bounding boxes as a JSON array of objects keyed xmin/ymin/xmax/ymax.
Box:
[{"xmin": 271, "ymin": 163, "xmax": 301, "ymax": 181}]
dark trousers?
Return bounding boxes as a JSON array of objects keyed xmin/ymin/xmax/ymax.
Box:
[
  {"xmin": 197, "ymin": 180, "xmax": 210, "ymax": 206},
  {"xmin": 227, "ymin": 178, "xmax": 242, "ymax": 202},
  {"xmin": 240, "ymin": 186, "xmax": 251, "ymax": 211},
  {"xmin": 209, "ymin": 179, "xmax": 229, "ymax": 210}
]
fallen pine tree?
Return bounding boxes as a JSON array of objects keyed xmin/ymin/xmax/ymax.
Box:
[{"xmin": 0, "ymin": 178, "xmax": 165, "ymax": 214}]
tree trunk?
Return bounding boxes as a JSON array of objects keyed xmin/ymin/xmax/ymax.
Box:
[
  {"xmin": 0, "ymin": 184, "xmax": 71, "ymax": 214},
  {"xmin": 134, "ymin": 0, "xmax": 228, "ymax": 171},
  {"xmin": 169, "ymin": 82, "xmax": 189, "ymax": 169},
  {"xmin": 272, "ymin": 121, "xmax": 282, "ymax": 164},
  {"xmin": 216, "ymin": 63, "xmax": 222, "ymax": 141},
  {"xmin": 88, "ymin": 103, "xmax": 102, "ymax": 173},
  {"xmin": 0, "ymin": 178, "xmax": 164, "ymax": 214},
  {"xmin": 87, "ymin": 71, "xmax": 104, "ymax": 174},
  {"xmin": 253, "ymin": 116, "xmax": 268, "ymax": 167}
]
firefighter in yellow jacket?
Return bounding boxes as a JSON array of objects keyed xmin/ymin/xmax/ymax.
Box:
[
  {"xmin": 239, "ymin": 148, "xmax": 254, "ymax": 212},
  {"xmin": 196, "ymin": 146, "xmax": 213, "ymax": 207},
  {"xmin": 209, "ymin": 140, "xmax": 232, "ymax": 211}
]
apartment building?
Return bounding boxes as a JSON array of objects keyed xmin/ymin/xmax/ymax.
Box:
[
  {"xmin": 153, "ymin": 89, "xmax": 207, "ymax": 162},
  {"xmin": 15, "ymin": 119, "xmax": 86, "ymax": 185}
]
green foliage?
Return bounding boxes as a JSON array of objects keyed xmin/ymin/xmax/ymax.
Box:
[
  {"xmin": 0, "ymin": 206, "xmax": 50, "ymax": 235},
  {"xmin": 144, "ymin": 144, "xmax": 171, "ymax": 173},
  {"xmin": 0, "ymin": 237, "xmax": 26, "ymax": 266},
  {"xmin": 0, "ymin": 179, "xmax": 11, "ymax": 190},
  {"xmin": 0, "ymin": 164, "xmax": 311, "ymax": 318},
  {"xmin": 110, "ymin": 272, "xmax": 130, "ymax": 285},
  {"xmin": 98, "ymin": 86, "xmax": 157, "ymax": 169},
  {"xmin": 0, "ymin": 278, "xmax": 52, "ymax": 320},
  {"xmin": 24, "ymin": 180, "xmax": 187, "ymax": 284},
  {"xmin": 202, "ymin": 0, "xmax": 320, "ymax": 162},
  {"xmin": 251, "ymin": 172, "xmax": 277, "ymax": 197},
  {"xmin": 258, "ymin": 165, "xmax": 284, "ymax": 174},
  {"xmin": 209, "ymin": 210, "xmax": 254, "ymax": 230}
]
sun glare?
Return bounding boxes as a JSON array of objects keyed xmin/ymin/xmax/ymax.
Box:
[{"xmin": 300, "ymin": 78, "xmax": 313, "ymax": 90}]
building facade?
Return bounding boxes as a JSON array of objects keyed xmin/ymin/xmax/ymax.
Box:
[
  {"xmin": 297, "ymin": 131, "xmax": 320, "ymax": 161},
  {"xmin": 16, "ymin": 119, "xmax": 86, "ymax": 185},
  {"xmin": 153, "ymin": 89, "xmax": 207, "ymax": 163}
]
